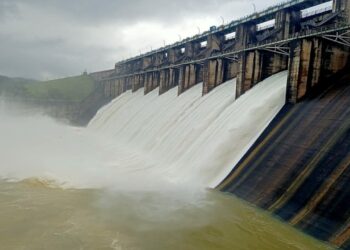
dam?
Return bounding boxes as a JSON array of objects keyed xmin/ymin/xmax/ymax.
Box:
[
  {"xmin": 96, "ymin": 0, "xmax": 350, "ymax": 104},
  {"xmin": 0, "ymin": 0, "xmax": 349, "ymax": 249},
  {"xmin": 87, "ymin": 0, "xmax": 350, "ymax": 248},
  {"xmin": 0, "ymin": 72, "xmax": 332, "ymax": 250}
]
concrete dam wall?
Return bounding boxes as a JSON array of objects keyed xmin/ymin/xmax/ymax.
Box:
[
  {"xmin": 77, "ymin": 0, "xmax": 350, "ymax": 248},
  {"xmin": 218, "ymin": 70, "xmax": 350, "ymax": 249}
]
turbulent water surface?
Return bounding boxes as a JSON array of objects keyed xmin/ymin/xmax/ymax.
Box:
[
  {"xmin": 0, "ymin": 72, "xmax": 334, "ymax": 249},
  {"xmin": 0, "ymin": 180, "xmax": 333, "ymax": 250}
]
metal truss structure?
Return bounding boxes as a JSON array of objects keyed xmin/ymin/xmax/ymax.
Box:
[
  {"xmin": 260, "ymin": 43, "xmax": 290, "ymax": 56},
  {"xmin": 322, "ymin": 30, "xmax": 350, "ymax": 47}
]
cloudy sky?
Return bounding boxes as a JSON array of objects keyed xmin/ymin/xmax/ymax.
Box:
[{"xmin": 0, "ymin": 0, "xmax": 285, "ymax": 80}]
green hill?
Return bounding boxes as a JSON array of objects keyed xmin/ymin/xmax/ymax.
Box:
[
  {"xmin": 24, "ymin": 75, "xmax": 95, "ymax": 102},
  {"xmin": 0, "ymin": 75, "xmax": 35, "ymax": 96},
  {"xmin": 0, "ymin": 74, "xmax": 96, "ymax": 102}
]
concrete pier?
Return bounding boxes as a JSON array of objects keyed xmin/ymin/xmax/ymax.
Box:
[
  {"xmin": 178, "ymin": 64, "xmax": 201, "ymax": 95},
  {"xmin": 98, "ymin": 0, "xmax": 349, "ymax": 103},
  {"xmin": 160, "ymin": 68, "xmax": 179, "ymax": 95}
]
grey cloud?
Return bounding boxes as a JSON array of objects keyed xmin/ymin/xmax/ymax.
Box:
[
  {"xmin": 0, "ymin": 33, "xmax": 117, "ymax": 79},
  {"xmin": 0, "ymin": 1, "xmax": 18, "ymax": 21},
  {"xmin": 12, "ymin": 0, "xmax": 281, "ymax": 26},
  {"xmin": 14, "ymin": 0, "xmax": 232, "ymax": 24},
  {"xmin": 0, "ymin": 0, "xmax": 284, "ymax": 80}
]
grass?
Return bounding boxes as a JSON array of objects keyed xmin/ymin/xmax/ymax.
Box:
[
  {"xmin": 0, "ymin": 76, "xmax": 34, "ymax": 97},
  {"xmin": 24, "ymin": 74, "xmax": 95, "ymax": 102},
  {"xmin": 0, "ymin": 74, "xmax": 96, "ymax": 102}
]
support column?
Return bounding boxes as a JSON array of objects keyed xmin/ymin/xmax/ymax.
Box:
[
  {"xmin": 168, "ymin": 48, "xmax": 181, "ymax": 64},
  {"xmin": 333, "ymin": 0, "xmax": 350, "ymax": 22},
  {"xmin": 121, "ymin": 78, "xmax": 127, "ymax": 94},
  {"xmin": 159, "ymin": 68, "xmax": 180, "ymax": 94},
  {"xmin": 287, "ymin": 38, "xmax": 324, "ymax": 103},
  {"xmin": 120, "ymin": 78, "xmax": 126, "ymax": 95},
  {"xmin": 178, "ymin": 64, "xmax": 199, "ymax": 95},
  {"xmin": 114, "ymin": 78, "xmax": 124, "ymax": 97},
  {"xmin": 144, "ymin": 73, "xmax": 153, "ymax": 95},
  {"xmin": 142, "ymin": 57, "xmax": 153, "ymax": 70},
  {"xmin": 125, "ymin": 77, "xmax": 132, "ymax": 91},
  {"xmin": 176, "ymin": 41, "xmax": 202, "ymax": 95},
  {"xmin": 225, "ymin": 61, "xmax": 239, "ymax": 81},
  {"xmin": 206, "ymin": 34, "xmax": 223, "ymax": 55},
  {"xmin": 275, "ymin": 10, "xmax": 289, "ymax": 40},
  {"xmin": 132, "ymin": 74, "xmax": 143, "ymax": 92},
  {"xmin": 275, "ymin": 8, "xmax": 303, "ymax": 39},
  {"xmin": 124, "ymin": 77, "xmax": 129, "ymax": 92},
  {"xmin": 159, "ymin": 69, "xmax": 170, "ymax": 95},
  {"xmin": 234, "ymin": 22, "xmax": 260, "ymax": 98},
  {"xmin": 236, "ymin": 50, "xmax": 263, "ymax": 98},
  {"xmin": 325, "ymin": 46, "xmax": 349, "ymax": 75},
  {"xmin": 144, "ymin": 72, "xmax": 160, "ymax": 94},
  {"xmin": 201, "ymin": 33, "xmax": 225, "ymax": 95},
  {"xmin": 103, "ymin": 80, "xmax": 112, "ymax": 98},
  {"xmin": 235, "ymin": 23, "xmax": 256, "ymax": 50},
  {"xmin": 185, "ymin": 41, "xmax": 201, "ymax": 58},
  {"xmin": 110, "ymin": 79, "xmax": 116, "ymax": 97},
  {"xmin": 154, "ymin": 53, "xmax": 166, "ymax": 67},
  {"xmin": 202, "ymin": 59, "xmax": 225, "ymax": 95}
]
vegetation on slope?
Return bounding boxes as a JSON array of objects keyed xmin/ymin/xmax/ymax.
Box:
[
  {"xmin": 0, "ymin": 75, "xmax": 35, "ymax": 96},
  {"xmin": 0, "ymin": 74, "xmax": 96, "ymax": 102},
  {"xmin": 24, "ymin": 75, "xmax": 95, "ymax": 102}
]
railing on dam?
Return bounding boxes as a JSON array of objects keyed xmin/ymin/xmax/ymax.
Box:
[
  {"xmin": 244, "ymin": 23, "xmax": 349, "ymax": 50},
  {"xmin": 116, "ymin": 0, "xmax": 332, "ymax": 66},
  {"xmin": 105, "ymin": 23, "xmax": 350, "ymax": 80},
  {"xmin": 99, "ymin": 0, "xmax": 349, "ymax": 106}
]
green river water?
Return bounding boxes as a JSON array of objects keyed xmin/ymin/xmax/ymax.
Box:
[{"xmin": 0, "ymin": 179, "xmax": 334, "ymax": 250}]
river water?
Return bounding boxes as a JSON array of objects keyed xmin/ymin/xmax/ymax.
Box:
[
  {"xmin": 0, "ymin": 72, "xmax": 334, "ymax": 249},
  {"xmin": 0, "ymin": 180, "xmax": 333, "ymax": 250}
]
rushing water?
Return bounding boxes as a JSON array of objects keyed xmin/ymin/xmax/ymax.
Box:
[{"xmin": 0, "ymin": 72, "xmax": 334, "ymax": 249}]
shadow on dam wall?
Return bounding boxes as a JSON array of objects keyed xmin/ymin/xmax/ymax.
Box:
[{"xmin": 218, "ymin": 69, "xmax": 350, "ymax": 249}]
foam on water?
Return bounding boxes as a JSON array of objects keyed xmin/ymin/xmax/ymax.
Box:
[
  {"xmin": 88, "ymin": 71, "xmax": 288, "ymax": 188},
  {"xmin": 0, "ymin": 72, "xmax": 288, "ymax": 190}
]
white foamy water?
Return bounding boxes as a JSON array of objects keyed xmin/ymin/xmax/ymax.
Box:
[
  {"xmin": 88, "ymin": 71, "xmax": 288, "ymax": 188},
  {"xmin": 0, "ymin": 72, "xmax": 288, "ymax": 190}
]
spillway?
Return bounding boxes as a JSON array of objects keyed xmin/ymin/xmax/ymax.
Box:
[
  {"xmin": 0, "ymin": 71, "xmax": 336, "ymax": 250},
  {"xmin": 219, "ymin": 71, "xmax": 350, "ymax": 250},
  {"xmin": 88, "ymin": 71, "xmax": 288, "ymax": 188},
  {"xmin": 0, "ymin": 71, "xmax": 288, "ymax": 190}
]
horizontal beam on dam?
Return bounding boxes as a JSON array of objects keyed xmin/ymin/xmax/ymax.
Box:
[
  {"xmin": 218, "ymin": 70, "xmax": 350, "ymax": 250},
  {"xmin": 117, "ymin": 0, "xmax": 333, "ymax": 65},
  {"xmin": 96, "ymin": 0, "xmax": 350, "ymax": 100},
  {"xmin": 101, "ymin": 25, "xmax": 350, "ymax": 101},
  {"xmin": 105, "ymin": 25, "xmax": 350, "ymax": 81}
]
